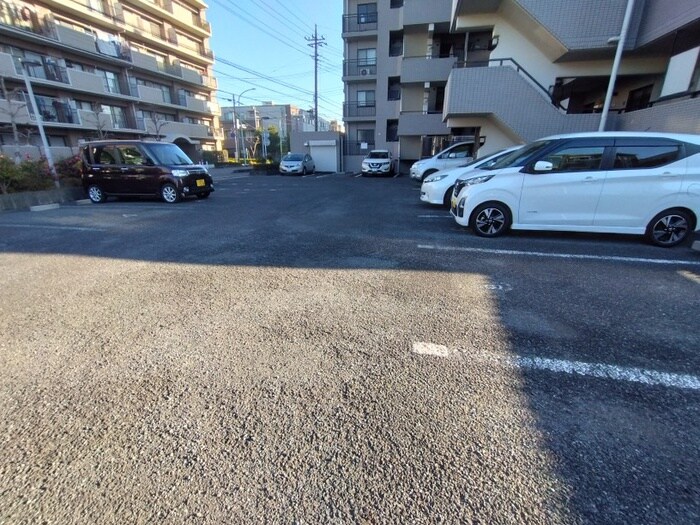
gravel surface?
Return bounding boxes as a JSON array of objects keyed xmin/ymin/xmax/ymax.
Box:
[
  {"xmin": 1, "ymin": 254, "xmax": 576, "ymax": 524},
  {"xmin": 1, "ymin": 173, "xmax": 698, "ymax": 524}
]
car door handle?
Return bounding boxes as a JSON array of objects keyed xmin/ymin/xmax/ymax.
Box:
[{"xmin": 583, "ymin": 176, "xmax": 597, "ymax": 182}]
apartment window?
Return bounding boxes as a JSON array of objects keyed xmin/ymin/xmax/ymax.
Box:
[
  {"xmin": 390, "ymin": 0, "xmax": 404, "ymax": 7},
  {"xmin": 95, "ymin": 69, "xmax": 120, "ymax": 94},
  {"xmin": 101, "ymin": 104, "xmax": 128, "ymax": 128},
  {"xmin": 386, "ymin": 120, "xmax": 398, "ymax": 142},
  {"xmin": 388, "ymin": 77, "xmax": 401, "ymax": 100},
  {"xmin": 74, "ymin": 100, "xmax": 94, "ymax": 111},
  {"xmin": 357, "ymin": 48, "xmax": 377, "ymax": 66},
  {"xmin": 389, "ymin": 31, "xmax": 403, "ymax": 57},
  {"xmin": 625, "ymin": 84, "xmax": 652, "ymax": 112},
  {"xmin": 357, "ymin": 3, "xmax": 377, "ymax": 23},
  {"xmin": 357, "ymin": 90, "xmax": 375, "ymax": 107}
]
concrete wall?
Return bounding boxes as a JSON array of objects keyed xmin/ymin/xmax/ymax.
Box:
[{"xmin": 613, "ymin": 97, "xmax": 700, "ymax": 134}]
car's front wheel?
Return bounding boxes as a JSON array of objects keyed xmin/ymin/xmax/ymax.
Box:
[
  {"xmin": 443, "ymin": 186, "xmax": 454, "ymax": 208},
  {"xmin": 87, "ymin": 185, "xmax": 106, "ymax": 204},
  {"xmin": 161, "ymin": 183, "xmax": 181, "ymax": 203},
  {"xmin": 646, "ymin": 208, "xmax": 693, "ymax": 247},
  {"xmin": 470, "ymin": 202, "xmax": 511, "ymax": 237}
]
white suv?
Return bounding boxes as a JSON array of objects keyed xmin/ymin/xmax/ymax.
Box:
[
  {"xmin": 450, "ymin": 132, "xmax": 700, "ymax": 247},
  {"xmin": 409, "ymin": 142, "xmax": 474, "ymax": 181},
  {"xmin": 361, "ymin": 150, "xmax": 395, "ymax": 177}
]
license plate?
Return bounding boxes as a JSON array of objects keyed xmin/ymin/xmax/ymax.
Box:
[{"xmin": 196, "ymin": 179, "xmax": 205, "ymax": 187}]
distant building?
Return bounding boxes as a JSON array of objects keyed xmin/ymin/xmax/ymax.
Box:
[
  {"xmin": 0, "ymin": 0, "xmax": 221, "ymax": 161},
  {"xmin": 342, "ymin": 0, "xmax": 700, "ymax": 172},
  {"xmin": 220, "ymin": 102, "xmax": 334, "ymax": 160}
]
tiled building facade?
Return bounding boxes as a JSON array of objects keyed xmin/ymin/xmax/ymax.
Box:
[{"xmin": 342, "ymin": 0, "xmax": 700, "ymax": 173}]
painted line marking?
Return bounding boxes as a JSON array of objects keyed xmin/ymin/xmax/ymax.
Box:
[
  {"xmin": 316, "ymin": 174, "xmax": 329, "ymax": 179},
  {"xmin": 418, "ymin": 214, "xmax": 452, "ymax": 219},
  {"xmin": 354, "ymin": 174, "xmax": 362, "ymax": 178},
  {"xmin": 0, "ymin": 224, "xmax": 107, "ymax": 232},
  {"xmin": 418, "ymin": 244, "xmax": 700, "ymax": 266},
  {"xmin": 411, "ymin": 343, "xmax": 700, "ymax": 390}
]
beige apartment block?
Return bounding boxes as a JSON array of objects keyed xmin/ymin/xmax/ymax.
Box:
[
  {"xmin": 0, "ymin": 0, "xmax": 222, "ymax": 162},
  {"xmin": 342, "ymin": 0, "xmax": 700, "ymax": 173}
]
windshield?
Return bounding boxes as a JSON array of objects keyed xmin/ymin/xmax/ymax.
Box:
[
  {"xmin": 482, "ymin": 140, "xmax": 553, "ymax": 171},
  {"xmin": 367, "ymin": 151, "xmax": 389, "ymax": 159},
  {"xmin": 283, "ymin": 154, "xmax": 303, "ymax": 161},
  {"xmin": 143, "ymin": 143, "xmax": 194, "ymax": 165}
]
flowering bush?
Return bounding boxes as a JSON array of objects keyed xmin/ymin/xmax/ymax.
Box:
[{"xmin": 0, "ymin": 154, "xmax": 84, "ymax": 194}]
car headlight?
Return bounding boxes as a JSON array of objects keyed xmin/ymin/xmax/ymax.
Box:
[
  {"xmin": 424, "ymin": 173, "xmax": 448, "ymax": 183},
  {"xmin": 171, "ymin": 169, "xmax": 189, "ymax": 177},
  {"xmin": 464, "ymin": 174, "xmax": 495, "ymax": 185},
  {"xmin": 411, "ymin": 161, "xmax": 424, "ymax": 170}
]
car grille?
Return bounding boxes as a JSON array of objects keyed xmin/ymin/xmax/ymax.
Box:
[{"xmin": 453, "ymin": 179, "xmax": 468, "ymax": 197}]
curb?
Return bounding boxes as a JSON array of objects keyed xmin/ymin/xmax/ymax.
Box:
[{"xmin": 29, "ymin": 203, "xmax": 60, "ymax": 212}]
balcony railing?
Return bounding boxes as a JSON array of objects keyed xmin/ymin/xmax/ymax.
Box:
[
  {"xmin": 27, "ymin": 95, "xmax": 79, "ymax": 124},
  {"xmin": 344, "ymin": 60, "xmax": 377, "ymax": 77},
  {"xmin": 454, "ymin": 57, "xmax": 565, "ymax": 110},
  {"xmin": 344, "ymin": 102, "xmax": 377, "ymax": 118},
  {"xmin": 15, "ymin": 59, "xmax": 70, "ymax": 84},
  {"xmin": 343, "ymin": 13, "xmax": 378, "ymax": 33},
  {"xmin": 345, "ymin": 142, "xmax": 376, "ymax": 156}
]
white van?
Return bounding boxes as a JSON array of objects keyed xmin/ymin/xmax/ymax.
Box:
[
  {"xmin": 450, "ymin": 132, "xmax": 700, "ymax": 247},
  {"xmin": 409, "ymin": 142, "xmax": 474, "ymax": 182}
]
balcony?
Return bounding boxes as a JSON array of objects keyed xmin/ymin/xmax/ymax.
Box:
[
  {"xmin": 404, "ymin": 0, "xmax": 451, "ymax": 25},
  {"xmin": 402, "ymin": 54, "xmax": 459, "ymax": 83},
  {"xmin": 345, "ymin": 142, "xmax": 376, "ymax": 156},
  {"xmin": 397, "ymin": 112, "xmax": 449, "ymax": 136},
  {"xmin": 344, "ymin": 103, "xmax": 377, "ymax": 119},
  {"xmin": 342, "ymin": 13, "xmax": 378, "ymax": 34},
  {"xmin": 343, "ymin": 60, "xmax": 377, "ymax": 80}
]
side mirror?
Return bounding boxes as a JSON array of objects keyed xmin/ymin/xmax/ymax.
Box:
[{"xmin": 533, "ymin": 160, "xmax": 553, "ymax": 172}]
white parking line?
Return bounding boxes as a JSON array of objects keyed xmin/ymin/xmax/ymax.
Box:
[
  {"xmin": 411, "ymin": 343, "xmax": 700, "ymax": 390},
  {"xmin": 418, "ymin": 244, "xmax": 700, "ymax": 266},
  {"xmin": 418, "ymin": 214, "xmax": 452, "ymax": 218},
  {"xmin": 1, "ymin": 224, "xmax": 107, "ymax": 232}
]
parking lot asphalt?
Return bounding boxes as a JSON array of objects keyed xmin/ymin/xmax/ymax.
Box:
[{"xmin": 1, "ymin": 172, "xmax": 699, "ymax": 524}]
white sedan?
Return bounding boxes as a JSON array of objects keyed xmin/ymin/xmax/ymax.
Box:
[{"xmin": 420, "ymin": 146, "xmax": 521, "ymax": 207}]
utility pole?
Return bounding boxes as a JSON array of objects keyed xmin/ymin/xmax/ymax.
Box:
[{"xmin": 306, "ymin": 24, "xmax": 326, "ymax": 132}]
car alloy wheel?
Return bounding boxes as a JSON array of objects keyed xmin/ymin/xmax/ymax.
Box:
[
  {"xmin": 471, "ymin": 202, "xmax": 511, "ymax": 237},
  {"xmin": 161, "ymin": 183, "xmax": 180, "ymax": 203},
  {"xmin": 87, "ymin": 185, "xmax": 106, "ymax": 203},
  {"xmin": 647, "ymin": 208, "xmax": 691, "ymax": 247}
]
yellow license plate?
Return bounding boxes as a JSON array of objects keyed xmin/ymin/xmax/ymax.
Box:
[{"xmin": 196, "ymin": 179, "xmax": 205, "ymax": 187}]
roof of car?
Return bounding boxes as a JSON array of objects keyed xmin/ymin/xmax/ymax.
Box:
[
  {"xmin": 369, "ymin": 149, "xmax": 390, "ymax": 153},
  {"xmin": 539, "ymin": 131, "xmax": 700, "ymax": 143}
]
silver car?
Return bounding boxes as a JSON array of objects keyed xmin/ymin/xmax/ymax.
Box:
[{"xmin": 279, "ymin": 153, "xmax": 315, "ymax": 175}]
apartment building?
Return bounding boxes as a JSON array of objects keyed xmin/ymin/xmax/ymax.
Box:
[
  {"xmin": 0, "ymin": 0, "xmax": 221, "ymax": 162},
  {"xmin": 342, "ymin": 0, "xmax": 700, "ymax": 173}
]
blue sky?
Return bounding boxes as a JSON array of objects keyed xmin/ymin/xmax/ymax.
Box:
[{"xmin": 206, "ymin": 0, "xmax": 345, "ymax": 123}]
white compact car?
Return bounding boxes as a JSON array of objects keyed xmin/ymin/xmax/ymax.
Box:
[
  {"xmin": 450, "ymin": 132, "xmax": 700, "ymax": 247},
  {"xmin": 409, "ymin": 141, "xmax": 474, "ymax": 182},
  {"xmin": 279, "ymin": 153, "xmax": 315, "ymax": 175},
  {"xmin": 420, "ymin": 146, "xmax": 521, "ymax": 207}
]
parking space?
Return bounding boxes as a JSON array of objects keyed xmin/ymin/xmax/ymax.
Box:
[{"xmin": 1, "ymin": 170, "xmax": 699, "ymax": 523}]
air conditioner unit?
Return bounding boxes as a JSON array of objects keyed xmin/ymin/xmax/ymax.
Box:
[{"xmin": 359, "ymin": 68, "xmax": 370, "ymax": 76}]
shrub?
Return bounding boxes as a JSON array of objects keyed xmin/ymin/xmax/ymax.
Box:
[{"xmin": 0, "ymin": 155, "xmax": 56, "ymax": 194}]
